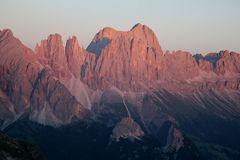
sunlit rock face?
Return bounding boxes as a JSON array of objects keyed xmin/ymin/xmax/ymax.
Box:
[
  {"xmin": 0, "ymin": 29, "xmax": 90, "ymax": 127},
  {"xmin": 83, "ymin": 24, "xmax": 240, "ymax": 92},
  {"xmin": 159, "ymin": 51, "xmax": 200, "ymax": 80},
  {"xmin": 214, "ymin": 51, "xmax": 240, "ymax": 75},
  {"xmin": 195, "ymin": 50, "xmax": 240, "ymax": 75},
  {"xmin": 35, "ymin": 34, "xmax": 71, "ymax": 80},
  {"xmin": 35, "ymin": 34, "xmax": 94, "ymax": 111},
  {"xmin": 65, "ymin": 36, "xmax": 90, "ymax": 78},
  {"xmin": 84, "ymin": 23, "xmax": 164, "ymax": 90},
  {"xmin": 0, "ymin": 29, "xmax": 41, "ymax": 127}
]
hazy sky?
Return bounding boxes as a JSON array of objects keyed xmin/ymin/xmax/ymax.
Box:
[{"xmin": 1, "ymin": 0, "xmax": 240, "ymax": 54}]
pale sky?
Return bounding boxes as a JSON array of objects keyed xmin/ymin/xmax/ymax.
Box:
[{"xmin": 0, "ymin": 0, "xmax": 240, "ymax": 54}]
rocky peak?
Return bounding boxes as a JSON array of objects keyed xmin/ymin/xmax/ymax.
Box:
[
  {"xmin": 35, "ymin": 33, "xmax": 70, "ymax": 79},
  {"xmin": 66, "ymin": 36, "xmax": 78, "ymax": 45},
  {"xmin": 0, "ymin": 29, "xmax": 13, "ymax": 41},
  {"xmin": 111, "ymin": 117, "xmax": 144, "ymax": 141},
  {"xmin": 65, "ymin": 36, "xmax": 86, "ymax": 78},
  {"xmin": 130, "ymin": 23, "xmax": 155, "ymax": 39},
  {"xmin": 214, "ymin": 50, "xmax": 240, "ymax": 75},
  {"xmin": 98, "ymin": 27, "xmax": 117, "ymax": 40},
  {"xmin": 0, "ymin": 29, "xmax": 36, "ymax": 69},
  {"xmin": 130, "ymin": 23, "xmax": 160, "ymax": 48},
  {"xmin": 48, "ymin": 33, "xmax": 62, "ymax": 43},
  {"xmin": 0, "ymin": 29, "xmax": 26, "ymax": 54},
  {"xmin": 195, "ymin": 50, "xmax": 240, "ymax": 75},
  {"xmin": 130, "ymin": 23, "xmax": 154, "ymax": 35},
  {"xmin": 35, "ymin": 33, "xmax": 64, "ymax": 59},
  {"xmin": 87, "ymin": 23, "xmax": 162, "ymax": 56},
  {"xmin": 130, "ymin": 23, "xmax": 144, "ymax": 31},
  {"xmin": 0, "ymin": 30, "xmax": 41, "ymax": 125},
  {"xmin": 83, "ymin": 24, "xmax": 164, "ymax": 90}
]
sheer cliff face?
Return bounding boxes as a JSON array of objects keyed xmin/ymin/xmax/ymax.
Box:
[
  {"xmin": 35, "ymin": 34, "xmax": 71, "ymax": 79},
  {"xmin": 35, "ymin": 33, "xmax": 97, "ymax": 82},
  {"xmin": 85, "ymin": 23, "xmax": 164, "ymax": 90},
  {"xmin": 65, "ymin": 36, "xmax": 86, "ymax": 78},
  {"xmin": 83, "ymin": 24, "xmax": 240, "ymax": 91}
]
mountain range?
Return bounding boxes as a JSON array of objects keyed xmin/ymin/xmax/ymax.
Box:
[{"xmin": 0, "ymin": 24, "xmax": 240, "ymax": 160}]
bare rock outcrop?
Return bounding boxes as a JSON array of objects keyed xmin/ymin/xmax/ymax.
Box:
[
  {"xmin": 84, "ymin": 23, "xmax": 164, "ymax": 90},
  {"xmin": 0, "ymin": 29, "xmax": 89, "ymax": 127},
  {"xmin": 111, "ymin": 117, "xmax": 144, "ymax": 141},
  {"xmin": 65, "ymin": 36, "xmax": 86, "ymax": 78},
  {"xmin": 35, "ymin": 34, "xmax": 71, "ymax": 79}
]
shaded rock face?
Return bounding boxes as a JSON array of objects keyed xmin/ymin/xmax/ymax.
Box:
[
  {"xmin": 92, "ymin": 87, "xmax": 129, "ymax": 127},
  {"xmin": 87, "ymin": 37, "xmax": 111, "ymax": 56},
  {"xmin": 90, "ymin": 86, "xmax": 186, "ymax": 151},
  {"xmin": 0, "ymin": 89, "xmax": 16, "ymax": 128},
  {"xmin": 28, "ymin": 69, "xmax": 89, "ymax": 126}
]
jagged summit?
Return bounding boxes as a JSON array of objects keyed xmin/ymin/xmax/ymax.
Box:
[
  {"xmin": 67, "ymin": 35, "xmax": 78, "ymax": 42},
  {"xmin": 84, "ymin": 23, "xmax": 163, "ymax": 90},
  {"xmin": 131, "ymin": 23, "xmax": 144, "ymax": 30},
  {"xmin": 65, "ymin": 35, "xmax": 86, "ymax": 78},
  {"xmin": 35, "ymin": 33, "xmax": 70, "ymax": 79},
  {"xmin": 0, "ymin": 29, "xmax": 13, "ymax": 39},
  {"xmin": 48, "ymin": 33, "xmax": 62, "ymax": 39},
  {"xmin": 98, "ymin": 27, "xmax": 117, "ymax": 38},
  {"xmin": 95, "ymin": 23, "xmax": 146, "ymax": 37},
  {"xmin": 98, "ymin": 23, "xmax": 151, "ymax": 34},
  {"xmin": 130, "ymin": 23, "xmax": 153, "ymax": 33}
]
